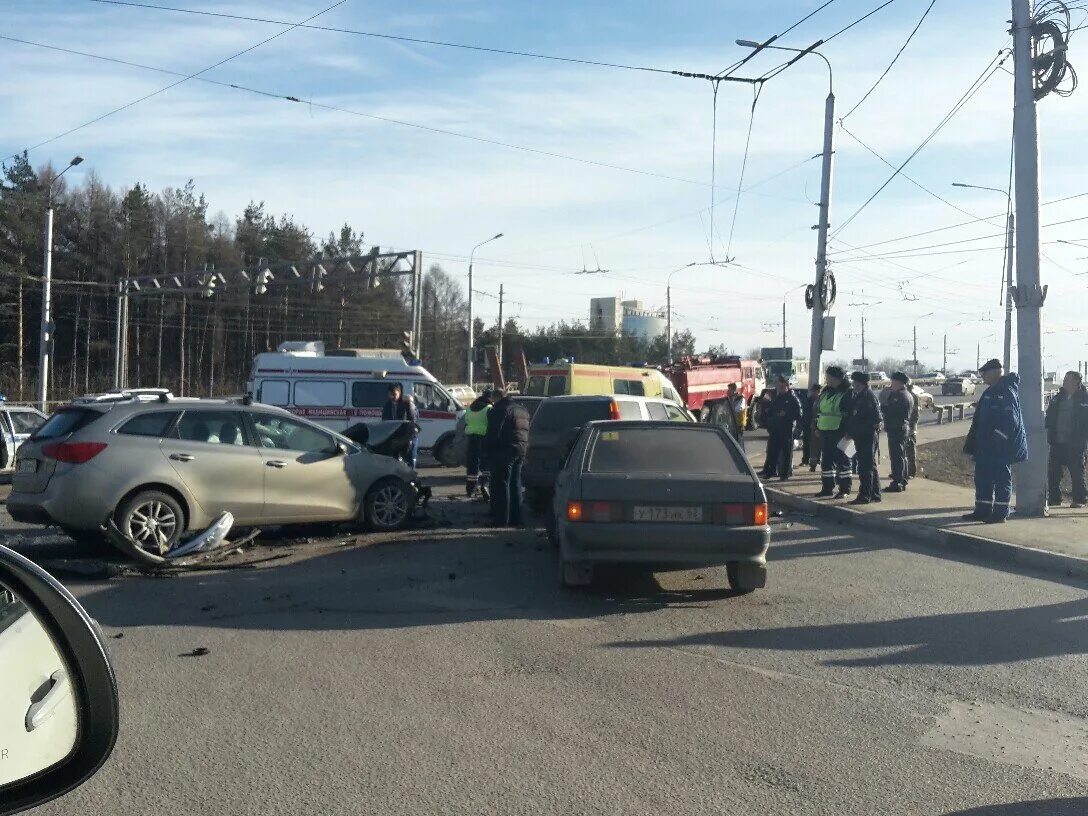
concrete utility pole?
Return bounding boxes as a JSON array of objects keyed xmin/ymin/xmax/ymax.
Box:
[
  {"xmin": 943, "ymin": 333, "xmax": 948, "ymax": 374},
  {"xmin": 913, "ymin": 325, "xmax": 918, "ymax": 374},
  {"xmin": 666, "ymin": 285, "xmax": 672, "ymax": 360},
  {"xmin": 782, "ymin": 301, "xmax": 787, "ymax": 349},
  {"xmin": 1011, "ymin": 0, "xmax": 1048, "ymax": 516},
  {"xmin": 38, "ymin": 155, "xmax": 83, "ymax": 409},
  {"xmin": 497, "ymin": 283, "xmax": 504, "ymax": 368},
  {"xmin": 861, "ymin": 311, "xmax": 866, "ymax": 368},
  {"xmin": 467, "ymin": 233, "xmax": 503, "ymax": 387}
]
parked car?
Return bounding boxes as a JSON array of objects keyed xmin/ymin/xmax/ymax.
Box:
[
  {"xmin": 921, "ymin": 371, "xmax": 946, "ymax": 383},
  {"xmin": 7, "ymin": 391, "xmax": 424, "ymax": 552},
  {"xmin": 878, "ymin": 384, "xmax": 934, "ymax": 412},
  {"xmin": 551, "ymin": 421, "xmax": 769, "ymax": 591},
  {"xmin": 942, "ymin": 377, "xmax": 976, "ymax": 397},
  {"xmin": 0, "ymin": 402, "xmax": 48, "ymax": 472},
  {"xmin": 446, "ymin": 384, "xmax": 477, "ymax": 404},
  {"xmin": 523, "ymin": 395, "xmax": 693, "ymax": 514}
]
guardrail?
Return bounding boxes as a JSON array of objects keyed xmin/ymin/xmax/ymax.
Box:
[{"xmin": 933, "ymin": 402, "xmax": 975, "ymax": 424}]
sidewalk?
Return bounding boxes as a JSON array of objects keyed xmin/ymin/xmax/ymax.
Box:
[{"xmin": 746, "ymin": 434, "xmax": 1088, "ymax": 580}]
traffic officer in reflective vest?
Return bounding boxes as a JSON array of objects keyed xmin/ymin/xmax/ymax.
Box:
[
  {"xmin": 814, "ymin": 366, "xmax": 854, "ymax": 499},
  {"xmin": 962, "ymin": 359, "xmax": 1028, "ymax": 523},
  {"xmin": 463, "ymin": 389, "xmax": 494, "ymax": 497}
]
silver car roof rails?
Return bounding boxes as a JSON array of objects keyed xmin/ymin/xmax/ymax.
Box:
[{"xmin": 71, "ymin": 388, "xmax": 174, "ymax": 405}]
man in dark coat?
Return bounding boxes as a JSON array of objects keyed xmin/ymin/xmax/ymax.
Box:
[
  {"xmin": 1045, "ymin": 370, "xmax": 1088, "ymax": 508},
  {"xmin": 381, "ymin": 383, "xmax": 419, "ymax": 467},
  {"xmin": 760, "ymin": 377, "xmax": 802, "ymax": 481},
  {"xmin": 906, "ymin": 377, "xmax": 921, "ymax": 481},
  {"xmin": 884, "ymin": 372, "xmax": 915, "ymax": 493},
  {"xmin": 963, "ymin": 359, "xmax": 1028, "ymax": 523},
  {"xmin": 484, "ymin": 389, "xmax": 531, "ymax": 526},
  {"xmin": 845, "ymin": 371, "xmax": 883, "ymax": 504}
]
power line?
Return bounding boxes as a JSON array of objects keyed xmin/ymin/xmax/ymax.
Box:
[
  {"xmin": 823, "ymin": 0, "xmax": 900, "ymax": 44},
  {"xmin": 4, "ymin": 0, "xmax": 347, "ymax": 162},
  {"xmin": 831, "ymin": 48, "xmax": 1009, "ymax": 238},
  {"xmin": 842, "ymin": 0, "xmax": 937, "ymax": 119},
  {"xmin": 0, "ymin": 34, "xmax": 722, "ymax": 189},
  {"xmin": 825, "ymin": 191, "xmax": 1088, "ymax": 254},
  {"xmin": 722, "ymin": 83, "xmax": 763, "ymax": 261},
  {"xmin": 88, "ymin": 0, "xmax": 697, "ymax": 78}
]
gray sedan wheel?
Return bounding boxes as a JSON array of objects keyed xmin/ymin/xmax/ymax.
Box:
[
  {"xmin": 116, "ymin": 490, "xmax": 184, "ymax": 555},
  {"xmin": 364, "ymin": 479, "xmax": 413, "ymax": 531}
]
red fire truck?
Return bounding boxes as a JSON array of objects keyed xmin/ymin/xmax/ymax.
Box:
[{"xmin": 663, "ymin": 356, "xmax": 765, "ymax": 424}]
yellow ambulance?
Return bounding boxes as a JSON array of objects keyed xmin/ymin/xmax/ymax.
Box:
[{"xmin": 524, "ymin": 361, "xmax": 681, "ymax": 404}]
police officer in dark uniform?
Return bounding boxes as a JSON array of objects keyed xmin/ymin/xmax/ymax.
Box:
[
  {"xmin": 884, "ymin": 371, "xmax": 914, "ymax": 492},
  {"xmin": 846, "ymin": 371, "xmax": 883, "ymax": 504},
  {"xmin": 905, "ymin": 375, "xmax": 921, "ymax": 481},
  {"xmin": 963, "ymin": 359, "xmax": 1027, "ymax": 523},
  {"xmin": 761, "ymin": 376, "xmax": 802, "ymax": 481}
]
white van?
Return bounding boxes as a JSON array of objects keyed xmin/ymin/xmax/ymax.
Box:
[{"xmin": 247, "ymin": 341, "xmax": 464, "ymax": 464}]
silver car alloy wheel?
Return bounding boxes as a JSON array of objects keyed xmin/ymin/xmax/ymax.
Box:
[
  {"xmin": 372, "ymin": 484, "xmax": 409, "ymax": 528},
  {"xmin": 125, "ymin": 500, "xmax": 178, "ymax": 555}
]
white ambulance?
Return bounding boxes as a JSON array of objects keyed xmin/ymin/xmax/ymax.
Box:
[{"xmin": 247, "ymin": 341, "xmax": 465, "ymax": 464}]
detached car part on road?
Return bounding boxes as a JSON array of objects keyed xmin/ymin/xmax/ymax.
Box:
[
  {"xmin": 7, "ymin": 391, "xmax": 424, "ymax": 554},
  {"xmin": 551, "ymin": 421, "xmax": 770, "ymax": 592}
]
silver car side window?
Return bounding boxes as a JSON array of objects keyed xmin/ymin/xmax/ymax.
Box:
[
  {"xmin": 251, "ymin": 414, "xmax": 337, "ymax": 455},
  {"xmin": 173, "ymin": 411, "xmax": 249, "ymax": 446}
]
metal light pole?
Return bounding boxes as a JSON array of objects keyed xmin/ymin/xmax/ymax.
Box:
[
  {"xmin": 665, "ymin": 264, "xmax": 693, "ymax": 362},
  {"xmin": 467, "ymin": 233, "xmax": 503, "ymax": 387},
  {"xmin": 1010, "ymin": 0, "xmax": 1048, "ymax": 516},
  {"xmin": 952, "ymin": 182, "xmax": 1015, "ymax": 371},
  {"xmin": 737, "ymin": 40, "xmax": 835, "ymax": 389},
  {"xmin": 37, "ymin": 155, "xmax": 83, "ymax": 411}
]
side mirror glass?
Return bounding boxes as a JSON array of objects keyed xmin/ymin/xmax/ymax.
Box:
[
  {"xmin": 336, "ymin": 441, "xmax": 350, "ymax": 456},
  {"xmin": 0, "ymin": 546, "xmax": 118, "ymax": 816}
]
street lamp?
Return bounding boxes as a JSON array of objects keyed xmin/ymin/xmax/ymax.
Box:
[
  {"xmin": 38, "ymin": 155, "xmax": 84, "ymax": 411},
  {"xmin": 952, "ymin": 182, "xmax": 1014, "ymax": 371},
  {"xmin": 467, "ymin": 233, "xmax": 503, "ymax": 386},
  {"xmin": 665, "ymin": 263, "xmax": 696, "ymax": 362},
  {"xmin": 735, "ymin": 39, "xmax": 834, "ymax": 389}
]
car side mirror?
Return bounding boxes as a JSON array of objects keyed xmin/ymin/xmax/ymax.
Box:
[
  {"xmin": 0, "ymin": 546, "xmax": 119, "ymax": 816},
  {"xmin": 336, "ymin": 441, "xmax": 350, "ymax": 456}
]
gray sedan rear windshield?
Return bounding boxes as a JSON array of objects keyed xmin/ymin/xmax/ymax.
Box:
[{"xmin": 587, "ymin": 426, "xmax": 743, "ymax": 474}]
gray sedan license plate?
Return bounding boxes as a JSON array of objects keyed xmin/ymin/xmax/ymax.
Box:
[
  {"xmin": 16, "ymin": 458, "xmax": 37, "ymax": 474},
  {"xmin": 633, "ymin": 505, "xmax": 703, "ymax": 523}
]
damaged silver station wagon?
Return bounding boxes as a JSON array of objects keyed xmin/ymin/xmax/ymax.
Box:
[{"xmin": 7, "ymin": 389, "xmax": 424, "ymax": 553}]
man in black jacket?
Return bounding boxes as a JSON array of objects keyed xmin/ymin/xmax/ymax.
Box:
[
  {"xmin": 381, "ymin": 384, "xmax": 419, "ymax": 467},
  {"xmin": 1045, "ymin": 370, "xmax": 1088, "ymax": 507},
  {"xmin": 846, "ymin": 371, "xmax": 883, "ymax": 504},
  {"xmin": 484, "ymin": 389, "xmax": 531, "ymax": 526},
  {"xmin": 761, "ymin": 377, "xmax": 802, "ymax": 481},
  {"xmin": 884, "ymin": 372, "xmax": 914, "ymax": 493}
]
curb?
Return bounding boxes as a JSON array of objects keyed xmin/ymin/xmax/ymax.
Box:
[{"xmin": 765, "ymin": 486, "xmax": 1088, "ymax": 581}]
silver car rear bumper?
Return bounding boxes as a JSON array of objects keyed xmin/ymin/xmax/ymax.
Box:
[{"xmin": 561, "ymin": 522, "xmax": 769, "ymax": 565}]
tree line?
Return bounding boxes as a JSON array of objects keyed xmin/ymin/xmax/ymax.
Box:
[{"xmin": 0, "ymin": 155, "xmax": 710, "ymax": 402}]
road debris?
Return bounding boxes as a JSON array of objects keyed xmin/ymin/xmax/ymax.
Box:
[{"xmin": 104, "ymin": 512, "xmax": 261, "ymax": 569}]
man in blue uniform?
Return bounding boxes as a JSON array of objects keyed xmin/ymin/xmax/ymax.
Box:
[
  {"xmin": 846, "ymin": 371, "xmax": 883, "ymax": 504},
  {"xmin": 962, "ymin": 359, "xmax": 1028, "ymax": 523}
]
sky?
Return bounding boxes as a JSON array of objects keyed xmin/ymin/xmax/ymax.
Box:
[{"xmin": 2, "ymin": 0, "xmax": 1088, "ymax": 374}]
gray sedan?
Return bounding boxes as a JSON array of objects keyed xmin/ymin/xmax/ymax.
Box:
[{"xmin": 552, "ymin": 421, "xmax": 770, "ymax": 592}]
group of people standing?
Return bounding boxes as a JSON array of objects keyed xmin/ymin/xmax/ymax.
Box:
[
  {"xmin": 750, "ymin": 366, "xmax": 921, "ymax": 505},
  {"xmin": 462, "ymin": 389, "xmax": 531, "ymax": 527}
]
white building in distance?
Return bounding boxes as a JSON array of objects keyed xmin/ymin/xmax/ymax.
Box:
[{"xmin": 589, "ymin": 296, "xmax": 667, "ymax": 340}]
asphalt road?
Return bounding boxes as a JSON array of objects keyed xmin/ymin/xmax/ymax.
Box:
[{"xmin": 3, "ymin": 470, "xmax": 1087, "ymax": 816}]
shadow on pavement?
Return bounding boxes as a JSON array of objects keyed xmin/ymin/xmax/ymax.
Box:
[
  {"xmin": 74, "ymin": 529, "xmax": 745, "ymax": 634},
  {"xmin": 607, "ymin": 588, "xmax": 1088, "ymax": 666},
  {"xmin": 941, "ymin": 799, "xmax": 1088, "ymax": 815}
]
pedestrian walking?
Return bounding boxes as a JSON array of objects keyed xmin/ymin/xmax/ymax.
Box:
[
  {"xmin": 381, "ymin": 383, "xmax": 419, "ymax": 468},
  {"xmin": 1045, "ymin": 370, "xmax": 1088, "ymax": 508},
  {"xmin": 463, "ymin": 389, "xmax": 494, "ymax": 498},
  {"xmin": 846, "ymin": 371, "xmax": 883, "ymax": 505},
  {"xmin": 814, "ymin": 366, "xmax": 854, "ymax": 499},
  {"xmin": 884, "ymin": 372, "xmax": 914, "ymax": 493},
  {"xmin": 801, "ymin": 383, "xmax": 821, "ymax": 471},
  {"xmin": 761, "ymin": 377, "xmax": 802, "ymax": 481},
  {"xmin": 962, "ymin": 359, "xmax": 1027, "ymax": 523},
  {"xmin": 484, "ymin": 389, "xmax": 531, "ymax": 527}
]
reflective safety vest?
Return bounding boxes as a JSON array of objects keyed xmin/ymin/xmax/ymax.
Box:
[
  {"xmin": 817, "ymin": 391, "xmax": 846, "ymax": 432},
  {"xmin": 465, "ymin": 405, "xmax": 490, "ymax": 436}
]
